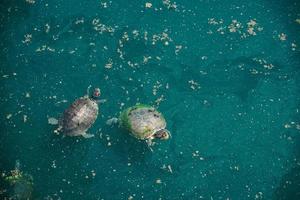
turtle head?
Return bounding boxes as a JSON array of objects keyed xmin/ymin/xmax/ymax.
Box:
[
  {"xmin": 91, "ymin": 88, "xmax": 101, "ymax": 100},
  {"xmin": 153, "ymin": 129, "xmax": 170, "ymax": 140}
]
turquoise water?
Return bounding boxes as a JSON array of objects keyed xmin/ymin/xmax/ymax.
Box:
[{"xmin": 1, "ymin": 0, "xmax": 300, "ymax": 199}]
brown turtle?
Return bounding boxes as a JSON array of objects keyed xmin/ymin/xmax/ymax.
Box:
[{"xmin": 49, "ymin": 86, "xmax": 106, "ymax": 138}]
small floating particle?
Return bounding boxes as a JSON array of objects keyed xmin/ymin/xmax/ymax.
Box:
[
  {"xmin": 145, "ymin": 3, "xmax": 152, "ymax": 8},
  {"xmin": 25, "ymin": 92, "xmax": 30, "ymax": 98},
  {"xmin": 175, "ymin": 45, "xmax": 182, "ymax": 55},
  {"xmin": 156, "ymin": 179, "xmax": 162, "ymax": 184},
  {"xmin": 167, "ymin": 165, "xmax": 173, "ymax": 173},
  {"xmin": 6, "ymin": 114, "xmax": 12, "ymax": 119},
  {"xmin": 188, "ymin": 80, "xmax": 201, "ymax": 90},
  {"xmin": 296, "ymin": 19, "xmax": 300, "ymax": 24},
  {"xmin": 25, "ymin": 0, "xmax": 35, "ymax": 4},
  {"xmin": 278, "ymin": 33, "xmax": 287, "ymax": 41},
  {"xmin": 128, "ymin": 196, "xmax": 134, "ymax": 200},
  {"xmin": 45, "ymin": 23, "xmax": 50, "ymax": 33},
  {"xmin": 291, "ymin": 43, "xmax": 297, "ymax": 51},
  {"xmin": 22, "ymin": 34, "xmax": 32, "ymax": 44},
  {"xmin": 91, "ymin": 170, "xmax": 96, "ymax": 177},
  {"xmin": 23, "ymin": 115, "xmax": 28, "ymax": 123},
  {"xmin": 105, "ymin": 58, "xmax": 113, "ymax": 69}
]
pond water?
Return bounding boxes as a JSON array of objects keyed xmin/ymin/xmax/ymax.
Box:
[{"xmin": 0, "ymin": 0, "xmax": 300, "ymax": 199}]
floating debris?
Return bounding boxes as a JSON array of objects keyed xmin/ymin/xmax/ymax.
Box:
[
  {"xmin": 152, "ymin": 81, "xmax": 163, "ymax": 96},
  {"xmin": 22, "ymin": 34, "xmax": 32, "ymax": 44},
  {"xmin": 208, "ymin": 18, "xmax": 263, "ymax": 38},
  {"xmin": 208, "ymin": 18, "xmax": 222, "ymax": 25},
  {"xmin": 6, "ymin": 114, "xmax": 12, "ymax": 120},
  {"xmin": 252, "ymin": 58, "xmax": 274, "ymax": 70},
  {"xmin": 92, "ymin": 18, "xmax": 115, "ymax": 34},
  {"xmin": 23, "ymin": 115, "xmax": 28, "ymax": 123},
  {"xmin": 162, "ymin": 0, "xmax": 178, "ymax": 10},
  {"xmin": 45, "ymin": 23, "xmax": 50, "ymax": 33},
  {"xmin": 228, "ymin": 20, "xmax": 242, "ymax": 33},
  {"xmin": 35, "ymin": 45, "xmax": 56, "ymax": 52},
  {"xmin": 278, "ymin": 33, "xmax": 287, "ymax": 41},
  {"xmin": 143, "ymin": 56, "xmax": 152, "ymax": 64},
  {"xmin": 188, "ymin": 80, "xmax": 201, "ymax": 90},
  {"xmin": 105, "ymin": 58, "xmax": 113, "ymax": 69},
  {"xmin": 175, "ymin": 45, "xmax": 182, "ymax": 55},
  {"xmin": 156, "ymin": 179, "xmax": 162, "ymax": 184},
  {"xmin": 25, "ymin": 0, "xmax": 35, "ymax": 4},
  {"xmin": 145, "ymin": 2, "xmax": 153, "ymax": 8},
  {"xmin": 161, "ymin": 164, "xmax": 173, "ymax": 173},
  {"xmin": 291, "ymin": 43, "xmax": 297, "ymax": 51}
]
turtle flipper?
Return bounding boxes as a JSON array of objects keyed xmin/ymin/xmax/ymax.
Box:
[
  {"xmin": 48, "ymin": 117, "xmax": 59, "ymax": 125},
  {"xmin": 82, "ymin": 132, "xmax": 94, "ymax": 138},
  {"xmin": 86, "ymin": 85, "xmax": 92, "ymax": 97},
  {"xmin": 106, "ymin": 117, "xmax": 119, "ymax": 126}
]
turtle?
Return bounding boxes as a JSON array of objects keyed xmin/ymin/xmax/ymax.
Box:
[
  {"xmin": 107, "ymin": 104, "xmax": 170, "ymax": 148},
  {"xmin": 4, "ymin": 160, "xmax": 34, "ymax": 200},
  {"xmin": 49, "ymin": 86, "xmax": 106, "ymax": 138}
]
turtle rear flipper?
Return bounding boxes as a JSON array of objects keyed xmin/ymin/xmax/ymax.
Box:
[
  {"xmin": 82, "ymin": 133, "xmax": 94, "ymax": 138},
  {"xmin": 48, "ymin": 117, "xmax": 59, "ymax": 125},
  {"xmin": 106, "ymin": 117, "xmax": 119, "ymax": 126}
]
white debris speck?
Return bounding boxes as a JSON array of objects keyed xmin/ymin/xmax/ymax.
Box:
[
  {"xmin": 156, "ymin": 179, "xmax": 162, "ymax": 184},
  {"xmin": 6, "ymin": 114, "xmax": 12, "ymax": 119},
  {"xmin": 167, "ymin": 165, "xmax": 173, "ymax": 173},
  {"xmin": 128, "ymin": 196, "xmax": 134, "ymax": 200},
  {"xmin": 22, "ymin": 34, "xmax": 32, "ymax": 44},
  {"xmin": 105, "ymin": 58, "xmax": 113, "ymax": 69},
  {"xmin": 291, "ymin": 43, "xmax": 297, "ymax": 51},
  {"xmin": 284, "ymin": 124, "xmax": 291, "ymax": 128},
  {"xmin": 279, "ymin": 33, "xmax": 287, "ymax": 41},
  {"xmin": 45, "ymin": 23, "xmax": 50, "ymax": 33},
  {"xmin": 51, "ymin": 160, "xmax": 57, "ymax": 168},
  {"xmin": 101, "ymin": 2, "xmax": 109, "ymax": 8},
  {"xmin": 188, "ymin": 80, "xmax": 201, "ymax": 90},
  {"xmin": 175, "ymin": 45, "xmax": 182, "ymax": 55},
  {"xmin": 145, "ymin": 2, "xmax": 152, "ymax": 8},
  {"xmin": 162, "ymin": 0, "xmax": 177, "ymax": 10},
  {"xmin": 25, "ymin": 0, "xmax": 35, "ymax": 4},
  {"xmin": 23, "ymin": 115, "xmax": 28, "ymax": 123}
]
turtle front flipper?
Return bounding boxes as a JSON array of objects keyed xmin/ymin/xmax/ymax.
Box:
[{"xmin": 81, "ymin": 132, "xmax": 94, "ymax": 138}]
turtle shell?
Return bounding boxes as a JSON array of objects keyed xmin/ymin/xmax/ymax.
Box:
[
  {"xmin": 119, "ymin": 104, "xmax": 166, "ymax": 140},
  {"xmin": 61, "ymin": 97, "xmax": 98, "ymax": 136}
]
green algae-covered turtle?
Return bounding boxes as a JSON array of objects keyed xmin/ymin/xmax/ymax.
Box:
[
  {"xmin": 118, "ymin": 104, "xmax": 170, "ymax": 146},
  {"xmin": 4, "ymin": 160, "xmax": 34, "ymax": 200},
  {"xmin": 49, "ymin": 86, "xmax": 106, "ymax": 138}
]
